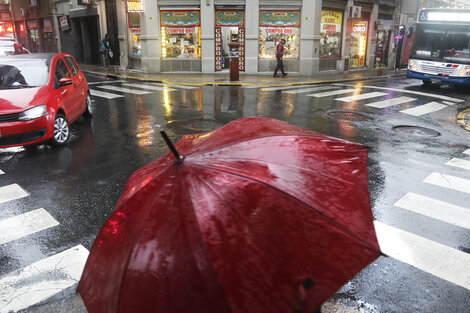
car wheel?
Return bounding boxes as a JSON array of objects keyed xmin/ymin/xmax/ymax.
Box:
[
  {"xmin": 49, "ymin": 113, "xmax": 70, "ymax": 146},
  {"xmin": 83, "ymin": 92, "xmax": 93, "ymax": 118}
]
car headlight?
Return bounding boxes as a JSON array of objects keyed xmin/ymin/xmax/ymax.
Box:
[
  {"xmin": 408, "ymin": 60, "xmax": 418, "ymax": 71},
  {"xmin": 18, "ymin": 105, "xmax": 47, "ymax": 121}
]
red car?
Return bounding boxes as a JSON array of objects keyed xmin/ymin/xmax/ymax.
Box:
[{"xmin": 0, "ymin": 53, "xmax": 92, "ymax": 148}]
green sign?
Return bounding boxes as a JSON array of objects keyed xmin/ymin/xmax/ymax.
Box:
[
  {"xmin": 259, "ymin": 11, "xmax": 300, "ymax": 27},
  {"xmin": 160, "ymin": 11, "xmax": 200, "ymax": 26},
  {"xmin": 128, "ymin": 13, "xmax": 140, "ymax": 28},
  {"xmin": 216, "ymin": 11, "xmax": 244, "ymax": 26}
]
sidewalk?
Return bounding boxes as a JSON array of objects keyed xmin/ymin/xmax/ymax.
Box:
[{"xmin": 80, "ymin": 63, "xmax": 406, "ymax": 87}]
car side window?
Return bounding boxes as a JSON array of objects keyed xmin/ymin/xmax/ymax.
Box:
[
  {"xmin": 64, "ymin": 57, "xmax": 79, "ymax": 76},
  {"xmin": 54, "ymin": 58, "xmax": 71, "ymax": 89}
]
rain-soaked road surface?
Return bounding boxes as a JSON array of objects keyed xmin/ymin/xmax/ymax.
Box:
[{"xmin": 0, "ymin": 75, "xmax": 470, "ymax": 313}]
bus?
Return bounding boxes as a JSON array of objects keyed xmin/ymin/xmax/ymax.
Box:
[{"xmin": 407, "ymin": 8, "xmax": 470, "ymax": 86}]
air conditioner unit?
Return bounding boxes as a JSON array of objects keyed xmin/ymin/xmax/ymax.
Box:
[
  {"xmin": 30, "ymin": 0, "xmax": 38, "ymax": 7},
  {"xmin": 349, "ymin": 6, "xmax": 361, "ymax": 19},
  {"xmin": 19, "ymin": 8, "xmax": 26, "ymax": 16}
]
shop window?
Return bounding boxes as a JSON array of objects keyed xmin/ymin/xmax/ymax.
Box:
[
  {"xmin": 258, "ymin": 11, "xmax": 301, "ymax": 59},
  {"xmin": 128, "ymin": 13, "xmax": 141, "ymax": 57},
  {"xmin": 320, "ymin": 10, "xmax": 343, "ymax": 58},
  {"xmin": 160, "ymin": 10, "xmax": 200, "ymax": 59},
  {"xmin": 350, "ymin": 21, "xmax": 368, "ymax": 67}
]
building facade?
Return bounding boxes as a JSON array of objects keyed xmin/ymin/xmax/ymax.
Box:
[{"xmin": 115, "ymin": 0, "xmax": 403, "ymax": 75}]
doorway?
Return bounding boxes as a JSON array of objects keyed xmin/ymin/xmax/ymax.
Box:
[{"xmin": 214, "ymin": 9, "xmax": 245, "ymax": 72}]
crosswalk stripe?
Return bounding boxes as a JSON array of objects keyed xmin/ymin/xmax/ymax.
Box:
[
  {"xmin": 400, "ymin": 101, "xmax": 446, "ymax": 116},
  {"xmin": 0, "ymin": 184, "xmax": 29, "ymax": 204},
  {"xmin": 0, "ymin": 245, "xmax": 89, "ymax": 313},
  {"xmin": 443, "ymin": 101, "xmax": 456, "ymax": 106},
  {"xmin": 87, "ymin": 80, "xmax": 126, "ymax": 85},
  {"xmin": 307, "ymin": 88, "xmax": 358, "ymax": 98},
  {"xmin": 464, "ymin": 149, "xmax": 470, "ymax": 156},
  {"xmin": 365, "ymin": 96, "xmax": 417, "ymax": 108},
  {"xmin": 121, "ymin": 83, "xmax": 177, "ymax": 92},
  {"xmin": 446, "ymin": 158, "xmax": 470, "ymax": 171},
  {"xmin": 261, "ymin": 85, "xmax": 314, "ymax": 91},
  {"xmin": 374, "ymin": 221, "xmax": 470, "ymax": 290},
  {"xmin": 89, "ymin": 89, "xmax": 124, "ymax": 99},
  {"xmin": 97, "ymin": 85, "xmax": 152, "ymax": 95},
  {"xmin": 0, "ymin": 170, "xmax": 3, "ymax": 175},
  {"xmin": 283, "ymin": 86, "xmax": 338, "ymax": 94},
  {"xmin": 394, "ymin": 193, "xmax": 470, "ymax": 230},
  {"xmin": 0, "ymin": 208, "xmax": 59, "ymax": 245},
  {"xmin": 335, "ymin": 91, "xmax": 388, "ymax": 102},
  {"xmin": 423, "ymin": 172, "xmax": 470, "ymax": 194}
]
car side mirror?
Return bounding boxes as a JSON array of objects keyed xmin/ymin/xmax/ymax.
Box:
[{"xmin": 59, "ymin": 77, "xmax": 73, "ymax": 87}]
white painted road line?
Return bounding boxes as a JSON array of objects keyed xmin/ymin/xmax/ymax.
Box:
[
  {"xmin": 0, "ymin": 170, "xmax": 3, "ymax": 175},
  {"xmin": 121, "ymin": 83, "xmax": 177, "ymax": 92},
  {"xmin": 89, "ymin": 89, "xmax": 124, "ymax": 99},
  {"xmin": 423, "ymin": 172, "xmax": 470, "ymax": 194},
  {"xmin": 0, "ymin": 245, "xmax": 89, "ymax": 313},
  {"xmin": 283, "ymin": 86, "xmax": 338, "ymax": 94},
  {"xmin": 374, "ymin": 221, "xmax": 470, "ymax": 290},
  {"xmin": 0, "ymin": 208, "xmax": 59, "ymax": 245},
  {"xmin": 446, "ymin": 158, "xmax": 470, "ymax": 171},
  {"xmin": 335, "ymin": 91, "xmax": 387, "ymax": 102},
  {"xmin": 400, "ymin": 101, "xmax": 447, "ymax": 116},
  {"xmin": 261, "ymin": 85, "xmax": 314, "ymax": 91},
  {"xmin": 87, "ymin": 80, "xmax": 126, "ymax": 85},
  {"xmin": 394, "ymin": 193, "xmax": 470, "ymax": 230},
  {"xmin": 464, "ymin": 149, "xmax": 470, "ymax": 156},
  {"xmin": 97, "ymin": 85, "xmax": 152, "ymax": 95},
  {"xmin": 0, "ymin": 184, "xmax": 29, "ymax": 204},
  {"xmin": 443, "ymin": 101, "xmax": 456, "ymax": 106},
  {"xmin": 365, "ymin": 96, "xmax": 417, "ymax": 108},
  {"xmin": 334, "ymin": 83, "xmax": 465, "ymax": 103},
  {"xmin": 308, "ymin": 88, "xmax": 359, "ymax": 98}
]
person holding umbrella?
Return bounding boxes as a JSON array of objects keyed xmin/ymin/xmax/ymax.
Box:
[
  {"xmin": 100, "ymin": 34, "xmax": 112, "ymax": 68},
  {"xmin": 273, "ymin": 38, "xmax": 287, "ymax": 77}
]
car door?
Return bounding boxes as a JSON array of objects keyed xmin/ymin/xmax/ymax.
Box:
[
  {"xmin": 64, "ymin": 56, "xmax": 86, "ymax": 117},
  {"xmin": 54, "ymin": 57, "xmax": 76, "ymax": 119}
]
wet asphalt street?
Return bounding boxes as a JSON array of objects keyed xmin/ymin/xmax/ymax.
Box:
[{"xmin": 1, "ymin": 74, "xmax": 470, "ymax": 313}]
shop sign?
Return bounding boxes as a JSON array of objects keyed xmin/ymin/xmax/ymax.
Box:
[
  {"xmin": 59, "ymin": 16, "xmax": 70, "ymax": 31},
  {"xmin": 166, "ymin": 27, "xmax": 194, "ymax": 34},
  {"xmin": 215, "ymin": 10, "xmax": 244, "ymax": 27},
  {"xmin": 215, "ymin": 28, "xmax": 222, "ymax": 71},
  {"xmin": 160, "ymin": 11, "xmax": 200, "ymax": 27},
  {"xmin": 27, "ymin": 20, "xmax": 38, "ymax": 30},
  {"xmin": 127, "ymin": 0, "xmax": 143, "ymax": 13},
  {"xmin": 352, "ymin": 21, "xmax": 368, "ymax": 66},
  {"xmin": 43, "ymin": 18, "xmax": 52, "ymax": 32},
  {"xmin": 128, "ymin": 13, "xmax": 140, "ymax": 28},
  {"xmin": 321, "ymin": 10, "xmax": 342, "ymax": 36},
  {"xmin": 259, "ymin": 11, "xmax": 300, "ymax": 27},
  {"xmin": 0, "ymin": 13, "xmax": 12, "ymax": 21},
  {"xmin": 265, "ymin": 27, "xmax": 294, "ymax": 34}
]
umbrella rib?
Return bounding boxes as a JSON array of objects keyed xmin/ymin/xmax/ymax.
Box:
[
  {"xmin": 186, "ymin": 134, "xmax": 365, "ymax": 158},
  {"xmin": 190, "ymin": 163, "xmax": 381, "ymax": 254},
  {"xmin": 194, "ymin": 156, "xmax": 355, "ymax": 186}
]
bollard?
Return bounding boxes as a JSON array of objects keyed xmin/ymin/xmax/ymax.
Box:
[{"xmin": 228, "ymin": 42, "xmax": 241, "ymax": 82}]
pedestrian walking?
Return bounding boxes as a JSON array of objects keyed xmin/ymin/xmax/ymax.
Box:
[
  {"xmin": 273, "ymin": 38, "xmax": 287, "ymax": 77},
  {"xmin": 100, "ymin": 34, "xmax": 111, "ymax": 68}
]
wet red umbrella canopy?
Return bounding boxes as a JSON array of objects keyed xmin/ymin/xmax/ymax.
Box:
[{"xmin": 78, "ymin": 117, "xmax": 381, "ymax": 313}]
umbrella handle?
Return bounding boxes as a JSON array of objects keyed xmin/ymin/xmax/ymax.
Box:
[
  {"xmin": 160, "ymin": 131, "xmax": 184, "ymax": 163},
  {"xmin": 293, "ymin": 277, "xmax": 320, "ymax": 313}
]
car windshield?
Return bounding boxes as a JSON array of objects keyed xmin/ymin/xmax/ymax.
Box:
[
  {"xmin": 410, "ymin": 23, "xmax": 470, "ymax": 64},
  {"xmin": 0, "ymin": 59, "xmax": 49, "ymax": 89}
]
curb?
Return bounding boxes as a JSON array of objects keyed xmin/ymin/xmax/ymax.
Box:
[
  {"xmin": 82, "ymin": 69, "xmax": 406, "ymax": 87},
  {"xmin": 457, "ymin": 107, "xmax": 470, "ymax": 131}
]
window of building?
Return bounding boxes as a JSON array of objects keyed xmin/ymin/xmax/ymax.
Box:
[
  {"xmin": 160, "ymin": 10, "xmax": 200, "ymax": 59},
  {"xmin": 320, "ymin": 9, "xmax": 343, "ymax": 58},
  {"xmin": 258, "ymin": 10, "xmax": 300, "ymax": 59},
  {"xmin": 128, "ymin": 13, "xmax": 141, "ymax": 58}
]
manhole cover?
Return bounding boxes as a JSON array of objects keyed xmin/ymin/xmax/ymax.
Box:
[
  {"xmin": 168, "ymin": 119, "xmax": 225, "ymax": 132},
  {"xmin": 392, "ymin": 125, "xmax": 441, "ymax": 137},
  {"xmin": 326, "ymin": 110, "xmax": 370, "ymax": 121}
]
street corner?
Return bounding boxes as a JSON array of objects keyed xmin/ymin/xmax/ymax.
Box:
[{"xmin": 457, "ymin": 106, "xmax": 470, "ymax": 131}]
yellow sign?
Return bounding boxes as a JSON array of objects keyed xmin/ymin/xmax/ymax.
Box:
[
  {"xmin": 127, "ymin": 0, "xmax": 143, "ymax": 13},
  {"xmin": 321, "ymin": 10, "xmax": 343, "ymax": 36}
]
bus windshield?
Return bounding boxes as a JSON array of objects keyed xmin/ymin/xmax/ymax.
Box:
[{"xmin": 410, "ymin": 23, "xmax": 470, "ymax": 64}]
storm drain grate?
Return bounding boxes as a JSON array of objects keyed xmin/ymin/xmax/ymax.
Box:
[
  {"xmin": 392, "ymin": 125, "xmax": 441, "ymax": 137},
  {"xmin": 326, "ymin": 110, "xmax": 371, "ymax": 121}
]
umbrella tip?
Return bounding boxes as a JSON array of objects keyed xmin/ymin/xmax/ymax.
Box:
[{"xmin": 160, "ymin": 131, "xmax": 184, "ymax": 163}]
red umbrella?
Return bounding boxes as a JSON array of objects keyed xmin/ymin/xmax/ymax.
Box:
[{"xmin": 78, "ymin": 117, "xmax": 381, "ymax": 313}]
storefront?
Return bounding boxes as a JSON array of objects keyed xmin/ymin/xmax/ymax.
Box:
[
  {"xmin": 319, "ymin": 9, "xmax": 343, "ymax": 71},
  {"xmin": 258, "ymin": 10, "xmax": 301, "ymax": 73},
  {"xmin": 0, "ymin": 12, "xmax": 14, "ymax": 38},
  {"xmin": 374, "ymin": 20, "xmax": 394, "ymax": 68},
  {"xmin": 349, "ymin": 17, "xmax": 369, "ymax": 68},
  {"xmin": 160, "ymin": 9, "xmax": 201, "ymax": 72},
  {"xmin": 215, "ymin": 9, "xmax": 245, "ymax": 72},
  {"xmin": 127, "ymin": 0, "xmax": 142, "ymax": 68}
]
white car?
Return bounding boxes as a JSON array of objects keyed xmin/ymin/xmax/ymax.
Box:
[{"xmin": 0, "ymin": 37, "xmax": 29, "ymax": 56}]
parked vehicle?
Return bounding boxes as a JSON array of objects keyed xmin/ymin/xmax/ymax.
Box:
[
  {"xmin": 0, "ymin": 37, "xmax": 29, "ymax": 56},
  {"xmin": 0, "ymin": 53, "xmax": 92, "ymax": 148}
]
